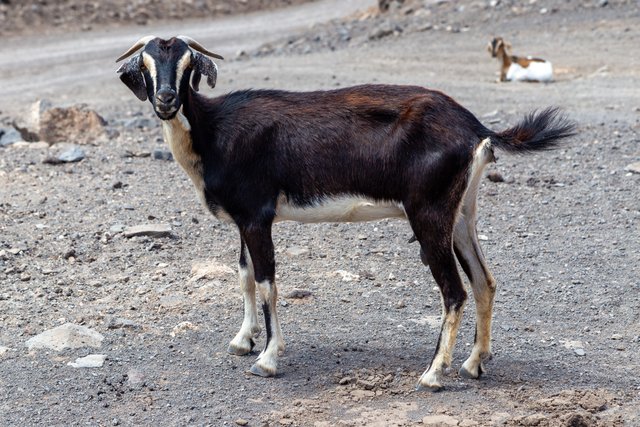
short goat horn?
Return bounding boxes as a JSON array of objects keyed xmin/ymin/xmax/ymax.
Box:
[
  {"xmin": 116, "ymin": 35, "xmax": 157, "ymax": 63},
  {"xmin": 177, "ymin": 35, "xmax": 224, "ymax": 60}
]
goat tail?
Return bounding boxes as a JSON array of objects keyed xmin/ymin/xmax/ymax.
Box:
[{"xmin": 488, "ymin": 107, "xmax": 576, "ymax": 153}]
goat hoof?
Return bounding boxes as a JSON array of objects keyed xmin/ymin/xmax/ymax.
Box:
[
  {"xmin": 458, "ymin": 365, "xmax": 481, "ymax": 380},
  {"xmin": 417, "ymin": 369, "xmax": 444, "ymax": 392},
  {"xmin": 227, "ymin": 339, "xmax": 255, "ymax": 356},
  {"xmin": 249, "ymin": 362, "xmax": 276, "ymax": 378},
  {"xmin": 415, "ymin": 382, "xmax": 444, "ymax": 392}
]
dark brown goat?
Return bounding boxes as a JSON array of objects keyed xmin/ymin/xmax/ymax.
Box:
[{"xmin": 116, "ymin": 36, "xmax": 575, "ymax": 391}]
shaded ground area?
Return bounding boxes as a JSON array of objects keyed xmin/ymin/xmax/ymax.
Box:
[{"xmin": 1, "ymin": 0, "xmax": 639, "ymax": 426}]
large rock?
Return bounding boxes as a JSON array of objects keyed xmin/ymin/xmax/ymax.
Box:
[
  {"xmin": 25, "ymin": 323, "xmax": 104, "ymax": 351},
  {"xmin": 39, "ymin": 104, "xmax": 107, "ymax": 144},
  {"xmin": 21, "ymin": 100, "xmax": 108, "ymax": 144}
]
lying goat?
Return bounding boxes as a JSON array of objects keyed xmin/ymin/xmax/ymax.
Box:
[
  {"xmin": 488, "ymin": 37, "xmax": 553, "ymax": 82},
  {"xmin": 116, "ymin": 36, "xmax": 575, "ymax": 391}
]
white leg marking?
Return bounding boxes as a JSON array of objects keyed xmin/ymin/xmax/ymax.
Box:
[
  {"xmin": 228, "ymin": 252, "xmax": 261, "ymax": 356},
  {"xmin": 250, "ymin": 279, "xmax": 285, "ymax": 377},
  {"xmin": 418, "ymin": 303, "xmax": 465, "ymax": 390}
]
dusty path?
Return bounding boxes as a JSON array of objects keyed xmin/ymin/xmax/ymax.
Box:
[
  {"xmin": 1, "ymin": 1, "xmax": 639, "ymax": 426},
  {"xmin": 0, "ymin": 0, "xmax": 373, "ymax": 111}
]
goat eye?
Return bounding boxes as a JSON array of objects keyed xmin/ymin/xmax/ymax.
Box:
[{"xmin": 140, "ymin": 64, "xmax": 147, "ymax": 72}]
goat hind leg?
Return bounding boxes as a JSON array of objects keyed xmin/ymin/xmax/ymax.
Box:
[
  {"xmin": 228, "ymin": 239, "xmax": 261, "ymax": 356},
  {"xmin": 453, "ymin": 216, "xmax": 496, "ymax": 379}
]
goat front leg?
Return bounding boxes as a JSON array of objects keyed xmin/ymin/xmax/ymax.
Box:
[
  {"xmin": 228, "ymin": 238, "xmax": 261, "ymax": 356},
  {"xmin": 241, "ymin": 223, "xmax": 285, "ymax": 377}
]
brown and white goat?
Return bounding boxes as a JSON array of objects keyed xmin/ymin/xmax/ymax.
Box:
[
  {"xmin": 116, "ymin": 36, "xmax": 575, "ymax": 391},
  {"xmin": 488, "ymin": 37, "xmax": 553, "ymax": 82}
]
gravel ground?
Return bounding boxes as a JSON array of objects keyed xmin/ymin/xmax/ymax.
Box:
[{"xmin": 1, "ymin": 0, "xmax": 639, "ymax": 426}]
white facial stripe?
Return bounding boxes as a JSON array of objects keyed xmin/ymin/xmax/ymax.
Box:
[
  {"xmin": 141, "ymin": 52, "xmax": 157, "ymax": 94},
  {"xmin": 175, "ymin": 51, "xmax": 192, "ymax": 97}
]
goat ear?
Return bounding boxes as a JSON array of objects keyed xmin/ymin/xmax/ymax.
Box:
[
  {"xmin": 191, "ymin": 53, "xmax": 218, "ymax": 91},
  {"xmin": 117, "ymin": 55, "xmax": 147, "ymax": 101},
  {"xmin": 191, "ymin": 69, "xmax": 202, "ymax": 92}
]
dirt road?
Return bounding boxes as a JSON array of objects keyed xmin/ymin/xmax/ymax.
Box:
[
  {"xmin": 1, "ymin": 1, "xmax": 639, "ymax": 426},
  {"xmin": 0, "ymin": 0, "xmax": 372, "ymax": 112}
]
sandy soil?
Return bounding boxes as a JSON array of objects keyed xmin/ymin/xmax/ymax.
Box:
[{"xmin": 1, "ymin": 0, "xmax": 639, "ymax": 426}]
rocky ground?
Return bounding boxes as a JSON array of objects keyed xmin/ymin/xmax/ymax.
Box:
[{"xmin": 1, "ymin": 0, "xmax": 639, "ymax": 426}]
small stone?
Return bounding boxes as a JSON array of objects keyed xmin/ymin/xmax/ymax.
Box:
[
  {"xmin": 422, "ymin": 415, "xmax": 459, "ymax": 426},
  {"xmin": 574, "ymin": 348, "xmax": 586, "ymax": 356},
  {"xmin": 152, "ymin": 149, "xmax": 173, "ymax": 161},
  {"xmin": 356, "ymin": 379, "xmax": 376, "ymax": 390},
  {"xmin": 286, "ymin": 246, "xmax": 310, "ymax": 257},
  {"xmin": 487, "ymin": 171, "xmax": 505, "ymax": 182},
  {"xmin": 478, "ymin": 234, "xmax": 489, "ymax": 241},
  {"xmin": 44, "ymin": 145, "xmax": 86, "ymax": 164},
  {"xmin": 63, "ymin": 249, "xmax": 76, "ymax": 259},
  {"xmin": 123, "ymin": 224, "xmax": 173, "ymax": 238},
  {"xmin": 335, "ymin": 270, "xmax": 360, "ymax": 282},
  {"xmin": 611, "ymin": 334, "xmax": 623, "ymax": 340},
  {"xmin": 285, "ymin": 289, "xmax": 313, "ymax": 299},
  {"xmin": 189, "ymin": 260, "xmax": 235, "ymax": 282},
  {"xmin": 0, "ymin": 127, "xmax": 23, "ymax": 146},
  {"xmin": 67, "ymin": 354, "xmax": 107, "ymax": 368},
  {"xmin": 624, "ymin": 162, "xmax": 640, "ymax": 174},
  {"xmin": 339, "ymin": 376, "xmax": 352, "ymax": 385},
  {"xmin": 107, "ymin": 317, "xmax": 141, "ymax": 330},
  {"xmin": 0, "ymin": 346, "xmax": 11, "ymax": 356},
  {"xmin": 350, "ymin": 389, "xmax": 375, "ymax": 399},
  {"xmin": 171, "ymin": 321, "xmax": 198, "ymax": 336},
  {"xmin": 235, "ymin": 419, "xmax": 248, "ymax": 426},
  {"xmin": 368, "ymin": 25, "xmax": 395, "ymax": 40},
  {"xmin": 127, "ymin": 368, "xmax": 146, "ymax": 387},
  {"xmin": 109, "ymin": 224, "xmax": 125, "ymax": 233},
  {"xmin": 520, "ymin": 413, "xmax": 546, "ymax": 426},
  {"xmin": 58, "ymin": 146, "xmax": 86, "ymax": 162},
  {"xmin": 395, "ymin": 300, "xmax": 406, "ymax": 309}
]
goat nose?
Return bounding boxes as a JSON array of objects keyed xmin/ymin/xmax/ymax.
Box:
[{"xmin": 156, "ymin": 89, "xmax": 176, "ymax": 104}]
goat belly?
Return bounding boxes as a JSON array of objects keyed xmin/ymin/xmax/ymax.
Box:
[
  {"xmin": 274, "ymin": 194, "xmax": 406, "ymax": 223},
  {"xmin": 506, "ymin": 61, "xmax": 553, "ymax": 82}
]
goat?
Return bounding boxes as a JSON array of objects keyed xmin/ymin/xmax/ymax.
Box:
[
  {"xmin": 488, "ymin": 37, "xmax": 553, "ymax": 82},
  {"xmin": 116, "ymin": 36, "xmax": 575, "ymax": 391}
]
